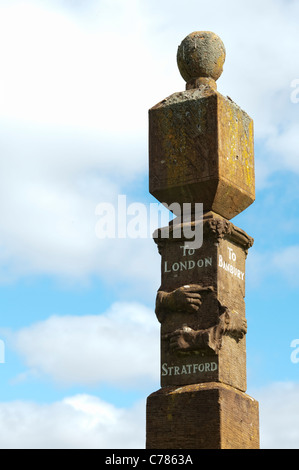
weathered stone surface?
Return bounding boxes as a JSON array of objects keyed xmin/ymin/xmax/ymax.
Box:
[
  {"xmin": 146, "ymin": 383, "xmax": 260, "ymax": 449},
  {"xmin": 149, "ymin": 89, "xmax": 255, "ymax": 219},
  {"xmin": 146, "ymin": 31, "xmax": 259, "ymax": 450},
  {"xmin": 177, "ymin": 31, "xmax": 226, "ymax": 85},
  {"xmin": 153, "ymin": 212, "xmax": 252, "ymax": 391}
]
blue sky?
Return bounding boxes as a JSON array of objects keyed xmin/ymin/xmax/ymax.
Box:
[{"xmin": 0, "ymin": 0, "xmax": 299, "ymax": 449}]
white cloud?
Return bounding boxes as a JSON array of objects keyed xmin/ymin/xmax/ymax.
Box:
[
  {"xmin": 0, "ymin": 0, "xmax": 297, "ymax": 284},
  {"xmin": 0, "ymin": 118, "xmax": 160, "ymax": 287},
  {"xmin": 146, "ymin": 0, "xmax": 299, "ymax": 185},
  {"xmin": 9, "ymin": 302, "xmax": 160, "ymax": 387},
  {"xmin": 246, "ymin": 245, "xmax": 299, "ymax": 289},
  {"xmin": 271, "ymin": 245, "xmax": 299, "ymax": 286},
  {"xmin": 0, "ymin": 382, "xmax": 298, "ymax": 449},
  {"xmin": 265, "ymin": 123, "xmax": 299, "ymax": 175},
  {"xmin": 0, "ymin": 0, "xmax": 154, "ymax": 132},
  {"xmin": 0, "ymin": 0, "xmax": 162, "ymax": 285},
  {"xmin": 0, "ymin": 394, "xmax": 146, "ymax": 449},
  {"xmin": 253, "ymin": 382, "xmax": 299, "ymax": 449}
]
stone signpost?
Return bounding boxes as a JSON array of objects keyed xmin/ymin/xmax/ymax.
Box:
[{"xmin": 146, "ymin": 31, "xmax": 259, "ymax": 449}]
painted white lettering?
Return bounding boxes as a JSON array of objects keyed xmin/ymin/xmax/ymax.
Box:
[
  {"xmin": 219, "ymin": 255, "xmax": 223, "ymax": 267},
  {"xmin": 180, "ymin": 246, "xmax": 196, "ymax": 257},
  {"xmin": 161, "ymin": 361, "xmax": 218, "ymax": 377},
  {"xmin": 181, "ymin": 365, "xmax": 187, "ymax": 374},
  {"xmin": 188, "ymin": 260, "xmax": 195, "ymax": 270},
  {"xmin": 228, "ymin": 247, "xmax": 237, "ymax": 262},
  {"xmin": 161, "ymin": 363, "xmax": 168, "ymax": 376},
  {"xmin": 164, "ymin": 262, "xmax": 171, "ymax": 273},
  {"xmin": 164, "ymin": 256, "xmax": 213, "ymax": 274},
  {"xmin": 218, "ymin": 255, "xmax": 245, "ymax": 281},
  {"xmin": 180, "ymin": 245, "xmax": 188, "ymax": 257}
]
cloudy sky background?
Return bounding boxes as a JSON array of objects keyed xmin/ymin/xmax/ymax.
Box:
[{"xmin": 0, "ymin": 0, "xmax": 299, "ymax": 449}]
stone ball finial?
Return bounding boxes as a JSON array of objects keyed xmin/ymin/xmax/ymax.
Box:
[{"xmin": 177, "ymin": 31, "xmax": 226, "ymax": 90}]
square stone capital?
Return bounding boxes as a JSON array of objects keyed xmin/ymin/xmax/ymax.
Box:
[{"xmin": 149, "ymin": 88, "xmax": 255, "ymax": 219}]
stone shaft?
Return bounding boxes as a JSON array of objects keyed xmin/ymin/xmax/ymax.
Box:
[
  {"xmin": 154, "ymin": 212, "xmax": 253, "ymax": 392},
  {"xmin": 146, "ymin": 30, "xmax": 259, "ymax": 450}
]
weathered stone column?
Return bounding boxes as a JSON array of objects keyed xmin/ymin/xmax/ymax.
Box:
[{"xmin": 146, "ymin": 31, "xmax": 259, "ymax": 449}]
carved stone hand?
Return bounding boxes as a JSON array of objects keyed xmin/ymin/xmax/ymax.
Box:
[
  {"xmin": 155, "ymin": 284, "xmax": 214, "ymax": 322},
  {"xmin": 163, "ymin": 325, "xmax": 210, "ymax": 353}
]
